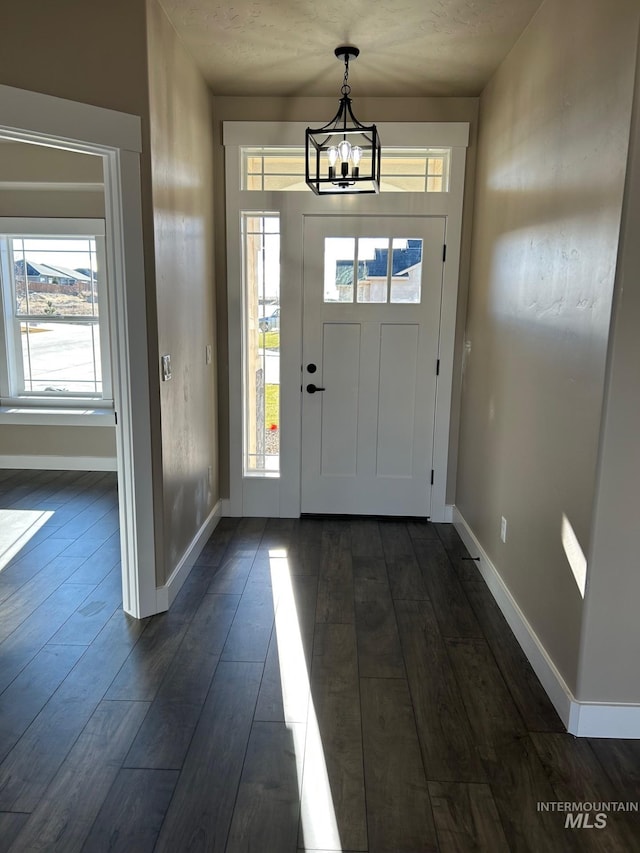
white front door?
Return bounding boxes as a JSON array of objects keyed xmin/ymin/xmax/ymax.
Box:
[{"xmin": 301, "ymin": 215, "xmax": 445, "ymax": 516}]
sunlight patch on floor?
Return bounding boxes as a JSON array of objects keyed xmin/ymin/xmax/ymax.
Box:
[
  {"xmin": 0, "ymin": 508, "xmax": 54, "ymax": 572},
  {"xmin": 269, "ymin": 549, "xmax": 342, "ymax": 852}
]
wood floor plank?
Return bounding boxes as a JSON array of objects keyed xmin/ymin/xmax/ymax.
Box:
[
  {"xmin": 254, "ymin": 576, "xmax": 316, "ymax": 725},
  {"xmin": 350, "ymin": 519, "xmax": 383, "ymax": 558},
  {"xmin": 300, "ymin": 623, "xmax": 367, "ymax": 852},
  {"xmin": 286, "ymin": 517, "xmax": 323, "ymax": 576},
  {"xmin": 221, "ymin": 577, "xmax": 275, "ymax": 662},
  {"xmin": 386, "ymin": 553, "xmax": 430, "ymax": 601},
  {"xmin": 433, "ymin": 523, "xmax": 481, "ymax": 583},
  {"xmin": 124, "ymin": 593, "xmax": 238, "ymax": 769},
  {"xmin": 379, "ymin": 520, "xmax": 415, "ymax": 560},
  {"xmin": 8, "ymin": 700, "xmax": 149, "ymax": 853},
  {"xmin": 81, "ymin": 768, "xmax": 179, "ymax": 853},
  {"xmin": 446, "ymin": 638, "xmax": 572, "ymax": 852},
  {"xmin": 49, "ymin": 565, "xmax": 123, "ymax": 646},
  {"xmin": 352, "ymin": 555, "xmax": 388, "ymax": 584},
  {"xmin": 105, "ymin": 573, "xmax": 212, "ymax": 701},
  {"xmin": 65, "ymin": 533, "xmax": 121, "ymax": 584},
  {"xmin": 428, "ymin": 781, "xmax": 510, "ymax": 853},
  {"xmin": 0, "ymin": 583, "xmax": 96, "ymax": 694},
  {"xmin": 354, "ymin": 576, "xmax": 404, "ymax": 679},
  {"xmin": 153, "ymin": 660, "xmax": 263, "ymax": 853},
  {"xmin": 406, "ymin": 519, "xmax": 439, "ymax": 540},
  {"xmin": 463, "ymin": 581, "xmax": 564, "ymax": 732},
  {"xmin": 530, "ymin": 732, "xmax": 640, "ymax": 851},
  {"xmin": 316, "ymin": 524, "xmax": 355, "ymax": 625},
  {"xmin": 0, "ymin": 553, "xmax": 87, "ymax": 643},
  {"xmin": 227, "ymin": 721, "xmax": 303, "ymax": 853},
  {"xmin": 194, "ymin": 518, "xmax": 239, "ymax": 567},
  {"xmin": 0, "ymin": 609, "xmax": 147, "ymax": 812},
  {"xmin": 394, "ymin": 599, "xmax": 486, "ymax": 783},
  {"xmin": 361, "ymin": 677, "xmax": 437, "ymax": 852},
  {"xmin": 588, "ymin": 738, "xmax": 640, "ymax": 801},
  {"xmin": 206, "ymin": 553, "xmax": 253, "ymax": 595},
  {"xmin": 413, "ymin": 538, "xmax": 483, "ymax": 638},
  {"xmin": 223, "ymin": 517, "xmax": 268, "ymax": 558},
  {"xmin": 0, "ymin": 644, "xmax": 85, "ymax": 764},
  {"xmin": 0, "ymin": 812, "xmax": 29, "ymax": 849}
]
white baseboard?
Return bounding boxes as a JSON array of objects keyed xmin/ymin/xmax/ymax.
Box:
[
  {"xmin": 0, "ymin": 454, "xmax": 117, "ymax": 471},
  {"xmin": 453, "ymin": 507, "xmax": 640, "ymax": 739},
  {"xmin": 156, "ymin": 500, "xmax": 222, "ymax": 612}
]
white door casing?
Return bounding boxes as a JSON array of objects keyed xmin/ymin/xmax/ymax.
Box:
[
  {"xmin": 223, "ymin": 121, "xmax": 470, "ymax": 520},
  {"xmin": 301, "ymin": 216, "xmax": 445, "ymax": 516}
]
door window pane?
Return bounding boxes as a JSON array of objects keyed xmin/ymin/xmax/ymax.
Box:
[
  {"xmin": 390, "ymin": 239, "xmax": 423, "ymax": 303},
  {"xmin": 357, "ymin": 238, "xmax": 390, "ymax": 303},
  {"xmin": 324, "ymin": 238, "xmax": 355, "ymax": 303},
  {"xmin": 324, "ymin": 236, "xmax": 424, "ymax": 304}
]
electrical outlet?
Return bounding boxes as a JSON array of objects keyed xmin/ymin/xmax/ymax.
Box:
[
  {"xmin": 500, "ymin": 516, "xmax": 507, "ymax": 543},
  {"xmin": 205, "ymin": 344, "xmax": 212, "ymax": 365}
]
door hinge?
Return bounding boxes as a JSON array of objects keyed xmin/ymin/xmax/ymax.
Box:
[
  {"xmin": 431, "ymin": 469, "xmax": 434, "ymax": 485},
  {"xmin": 442, "ymin": 244, "xmax": 447, "ymax": 262},
  {"xmin": 436, "ymin": 359, "xmax": 440, "ymax": 376}
]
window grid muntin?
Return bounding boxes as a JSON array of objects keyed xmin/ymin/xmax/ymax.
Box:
[
  {"xmin": 0, "ymin": 224, "xmax": 110, "ymax": 403},
  {"xmin": 241, "ymin": 147, "xmax": 451, "ymax": 193},
  {"xmin": 324, "ymin": 236, "xmax": 424, "ymax": 305}
]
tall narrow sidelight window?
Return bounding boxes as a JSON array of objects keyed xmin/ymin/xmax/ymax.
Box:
[{"xmin": 242, "ymin": 213, "xmax": 280, "ymax": 474}]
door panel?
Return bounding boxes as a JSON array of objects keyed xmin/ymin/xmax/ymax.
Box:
[{"xmin": 301, "ymin": 216, "xmax": 445, "ymax": 516}]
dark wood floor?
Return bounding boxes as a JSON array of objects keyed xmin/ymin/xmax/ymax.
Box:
[{"xmin": 0, "ymin": 469, "xmax": 639, "ymax": 852}]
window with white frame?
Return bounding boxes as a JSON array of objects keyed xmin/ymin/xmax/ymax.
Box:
[
  {"xmin": 0, "ymin": 218, "xmax": 111, "ymax": 405},
  {"xmin": 241, "ymin": 147, "xmax": 451, "ymax": 192}
]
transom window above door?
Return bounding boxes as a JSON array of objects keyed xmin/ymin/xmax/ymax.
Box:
[
  {"xmin": 324, "ymin": 236, "xmax": 424, "ymax": 304},
  {"xmin": 241, "ymin": 147, "xmax": 450, "ymax": 193}
]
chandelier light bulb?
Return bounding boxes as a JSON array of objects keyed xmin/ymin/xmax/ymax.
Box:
[
  {"xmin": 327, "ymin": 146, "xmax": 339, "ymax": 166},
  {"xmin": 351, "ymin": 146, "xmax": 362, "ymax": 165},
  {"xmin": 338, "ymin": 140, "xmax": 352, "ymax": 162}
]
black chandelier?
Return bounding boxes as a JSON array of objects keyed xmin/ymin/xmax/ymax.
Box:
[{"xmin": 305, "ymin": 46, "xmax": 381, "ymax": 195}]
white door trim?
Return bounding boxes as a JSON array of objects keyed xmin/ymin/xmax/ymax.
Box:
[
  {"xmin": 224, "ymin": 121, "xmax": 468, "ymax": 521},
  {"xmin": 0, "ymin": 84, "xmax": 158, "ymax": 618}
]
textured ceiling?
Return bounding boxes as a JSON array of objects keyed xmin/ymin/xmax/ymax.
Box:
[{"xmin": 159, "ymin": 0, "xmax": 543, "ymax": 97}]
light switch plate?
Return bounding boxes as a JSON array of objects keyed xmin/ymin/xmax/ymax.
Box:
[{"xmin": 161, "ymin": 354, "xmax": 172, "ymax": 381}]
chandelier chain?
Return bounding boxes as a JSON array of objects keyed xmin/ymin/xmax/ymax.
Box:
[{"xmin": 340, "ymin": 56, "xmax": 351, "ymax": 96}]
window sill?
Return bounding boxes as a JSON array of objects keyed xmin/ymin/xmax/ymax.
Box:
[{"xmin": 0, "ymin": 406, "xmax": 116, "ymax": 427}]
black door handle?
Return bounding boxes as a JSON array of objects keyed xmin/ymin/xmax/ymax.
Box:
[{"xmin": 306, "ymin": 383, "xmax": 326, "ymax": 394}]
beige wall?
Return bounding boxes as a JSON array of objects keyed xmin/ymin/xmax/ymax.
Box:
[
  {"xmin": 457, "ymin": 0, "xmax": 640, "ymax": 692},
  {"xmin": 0, "ymin": 0, "xmax": 149, "ymax": 117},
  {"xmin": 0, "ymin": 425, "xmax": 115, "ymax": 461},
  {"xmin": 211, "ymin": 95, "xmax": 479, "ymax": 498},
  {"xmin": 147, "ymin": 0, "xmax": 218, "ymax": 584},
  {"xmin": 578, "ymin": 43, "xmax": 640, "ymax": 703}
]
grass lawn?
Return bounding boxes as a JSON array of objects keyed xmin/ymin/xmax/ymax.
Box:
[{"xmin": 265, "ymin": 383, "xmax": 279, "ymax": 429}]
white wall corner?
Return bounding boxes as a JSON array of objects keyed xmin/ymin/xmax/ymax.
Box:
[
  {"xmin": 452, "ymin": 506, "xmax": 640, "ymax": 738},
  {"xmin": 155, "ymin": 500, "xmax": 222, "ymax": 611},
  {"xmin": 443, "ymin": 504, "xmax": 454, "ymax": 522},
  {"xmin": 221, "ymin": 497, "xmax": 233, "ymax": 517}
]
